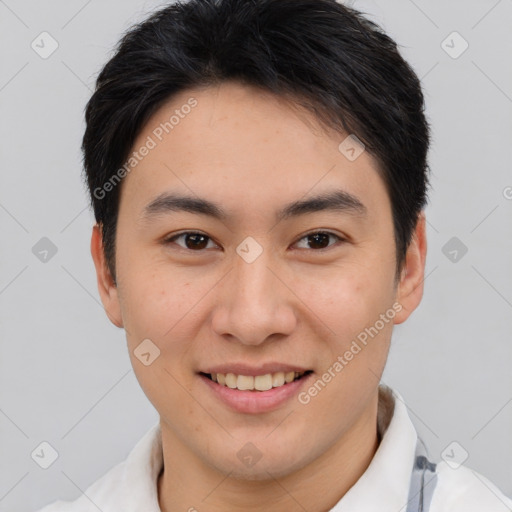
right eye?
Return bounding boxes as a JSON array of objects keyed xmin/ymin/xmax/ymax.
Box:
[{"xmin": 163, "ymin": 231, "xmax": 218, "ymax": 251}]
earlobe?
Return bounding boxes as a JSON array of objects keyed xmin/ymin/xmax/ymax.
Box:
[
  {"xmin": 394, "ymin": 212, "xmax": 427, "ymax": 325},
  {"xmin": 90, "ymin": 224, "xmax": 124, "ymax": 328}
]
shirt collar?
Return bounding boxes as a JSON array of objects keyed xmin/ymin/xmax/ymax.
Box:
[
  {"xmin": 330, "ymin": 386, "xmax": 418, "ymax": 511},
  {"xmin": 118, "ymin": 420, "xmax": 163, "ymax": 511},
  {"xmin": 119, "ymin": 385, "xmax": 416, "ymax": 511}
]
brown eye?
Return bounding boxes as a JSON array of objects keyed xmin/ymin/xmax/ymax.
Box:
[
  {"xmin": 164, "ymin": 230, "xmax": 344, "ymax": 252},
  {"xmin": 294, "ymin": 232, "xmax": 343, "ymax": 250},
  {"xmin": 166, "ymin": 232, "xmax": 216, "ymax": 251}
]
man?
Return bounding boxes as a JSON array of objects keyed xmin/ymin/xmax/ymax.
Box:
[{"xmin": 36, "ymin": 0, "xmax": 512, "ymax": 510}]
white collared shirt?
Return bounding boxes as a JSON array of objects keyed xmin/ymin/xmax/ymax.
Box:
[{"xmin": 36, "ymin": 387, "xmax": 512, "ymax": 511}]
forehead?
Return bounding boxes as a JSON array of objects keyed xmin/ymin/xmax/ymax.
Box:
[{"xmin": 119, "ymin": 81, "xmax": 390, "ymax": 223}]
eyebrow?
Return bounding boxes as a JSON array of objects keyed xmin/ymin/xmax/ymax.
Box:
[{"xmin": 140, "ymin": 189, "xmax": 367, "ymax": 224}]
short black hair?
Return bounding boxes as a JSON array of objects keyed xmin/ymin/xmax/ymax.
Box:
[{"xmin": 82, "ymin": 0, "xmax": 431, "ymax": 282}]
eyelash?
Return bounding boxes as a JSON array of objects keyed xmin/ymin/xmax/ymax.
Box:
[{"xmin": 163, "ymin": 230, "xmax": 345, "ymax": 252}]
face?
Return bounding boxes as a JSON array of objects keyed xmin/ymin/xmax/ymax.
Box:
[{"xmin": 91, "ymin": 81, "xmax": 426, "ymax": 480}]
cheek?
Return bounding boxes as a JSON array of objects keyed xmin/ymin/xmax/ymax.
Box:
[
  {"xmin": 118, "ymin": 258, "xmax": 221, "ymax": 373},
  {"xmin": 121, "ymin": 270, "xmax": 194, "ymax": 341},
  {"xmin": 299, "ymin": 258, "xmax": 396, "ymax": 406},
  {"xmin": 296, "ymin": 271, "xmax": 394, "ymax": 433},
  {"xmin": 119, "ymin": 268, "xmax": 202, "ymax": 413},
  {"xmin": 302, "ymin": 263, "xmax": 394, "ymax": 342}
]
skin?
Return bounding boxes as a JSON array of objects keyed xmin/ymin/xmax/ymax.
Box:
[{"xmin": 91, "ymin": 81, "xmax": 427, "ymax": 512}]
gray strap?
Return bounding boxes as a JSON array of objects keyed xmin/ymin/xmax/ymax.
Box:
[{"xmin": 406, "ymin": 438, "xmax": 438, "ymax": 512}]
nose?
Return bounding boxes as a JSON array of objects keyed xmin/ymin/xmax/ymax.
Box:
[{"xmin": 211, "ymin": 242, "xmax": 297, "ymax": 346}]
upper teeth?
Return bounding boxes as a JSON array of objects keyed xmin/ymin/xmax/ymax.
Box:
[{"xmin": 211, "ymin": 371, "xmax": 305, "ymax": 391}]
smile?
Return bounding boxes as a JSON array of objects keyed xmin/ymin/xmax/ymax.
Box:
[
  {"xmin": 201, "ymin": 371, "xmax": 312, "ymax": 391},
  {"xmin": 198, "ymin": 369, "xmax": 314, "ymax": 414}
]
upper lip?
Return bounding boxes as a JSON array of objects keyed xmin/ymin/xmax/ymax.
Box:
[{"xmin": 200, "ymin": 363, "xmax": 311, "ymax": 377}]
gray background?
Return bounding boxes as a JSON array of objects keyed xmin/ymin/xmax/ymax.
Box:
[{"xmin": 0, "ymin": 0, "xmax": 511, "ymax": 510}]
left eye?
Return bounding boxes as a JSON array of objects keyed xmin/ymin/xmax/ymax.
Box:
[
  {"xmin": 294, "ymin": 231, "xmax": 344, "ymax": 250},
  {"xmin": 164, "ymin": 231, "xmax": 343, "ymax": 251}
]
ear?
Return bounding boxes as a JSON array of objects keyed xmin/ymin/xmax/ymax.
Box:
[
  {"xmin": 90, "ymin": 224, "xmax": 123, "ymax": 328},
  {"xmin": 393, "ymin": 212, "xmax": 427, "ymax": 325}
]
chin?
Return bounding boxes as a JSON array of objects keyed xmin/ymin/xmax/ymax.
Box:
[
  {"xmin": 205, "ymin": 445, "xmax": 311, "ymax": 481},
  {"xmin": 222, "ymin": 461, "xmax": 304, "ymax": 482}
]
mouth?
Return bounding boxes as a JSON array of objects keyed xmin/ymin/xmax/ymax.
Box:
[
  {"xmin": 197, "ymin": 364, "xmax": 315, "ymax": 413},
  {"xmin": 199, "ymin": 370, "xmax": 313, "ymax": 392}
]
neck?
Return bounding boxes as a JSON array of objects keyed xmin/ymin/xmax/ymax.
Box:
[{"xmin": 158, "ymin": 390, "xmax": 386, "ymax": 512}]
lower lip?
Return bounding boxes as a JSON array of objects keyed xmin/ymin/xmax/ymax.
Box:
[{"xmin": 199, "ymin": 373, "xmax": 313, "ymax": 414}]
